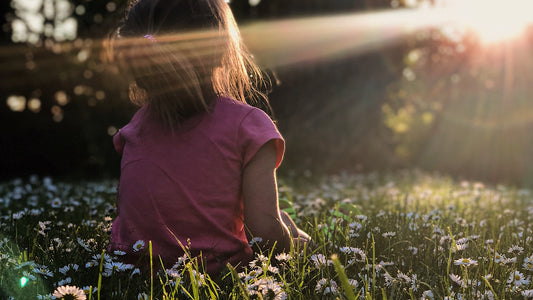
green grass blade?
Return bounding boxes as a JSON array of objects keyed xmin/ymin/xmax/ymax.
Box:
[{"xmin": 331, "ymin": 254, "xmax": 357, "ymax": 300}]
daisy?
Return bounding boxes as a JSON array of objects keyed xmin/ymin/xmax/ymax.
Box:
[
  {"xmin": 267, "ymin": 265, "xmax": 279, "ymax": 274},
  {"xmin": 502, "ymin": 257, "xmax": 517, "ymax": 264},
  {"xmin": 315, "ymin": 278, "xmax": 338, "ymax": 295},
  {"xmin": 242, "ymin": 268, "xmax": 263, "ymax": 282},
  {"xmin": 166, "ymin": 269, "xmax": 181, "ymax": 279},
  {"xmin": 383, "ymin": 272, "xmax": 393, "ymax": 287},
  {"xmin": 449, "ymin": 274, "xmax": 464, "ymax": 287},
  {"xmin": 76, "ymin": 238, "xmax": 91, "ymax": 251},
  {"xmin": 508, "ymin": 245, "xmax": 524, "ymax": 255},
  {"xmin": 33, "ymin": 266, "xmax": 54, "ymax": 277},
  {"xmin": 52, "ymin": 285, "xmax": 86, "ymax": 300},
  {"xmin": 382, "ymin": 231, "xmax": 396, "ymax": 238},
  {"xmin": 454, "ymin": 258, "xmax": 478, "ymax": 267},
  {"xmin": 454, "ymin": 243, "xmax": 468, "ymax": 252},
  {"xmin": 57, "ymin": 277, "xmax": 72, "ymax": 286},
  {"xmin": 351, "ymin": 248, "xmax": 366, "ymax": 263},
  {"xmin": 493, "ymin": 252, "xmax": 504, "ymax": 263},
  {"xmin": 407, "ymin": 246, "xmax": 418, "ymax": 255},
  {"xmin": 131, "ymin": 268, "xmax": 141, "ymax": 276},
  {"xmin": 275, "ymin": 253, "xmax": 291, "ymax": 261},
  {"xmin": 348, "ymin": 279, "xmax": 358, "ymax": 288},
  {"xmin": 524, "ymin": 258, "xmax": 533, "ymax": 272},
  {"xmin": 85, "ymin": 260, "xmax": 98, "ymax": 268},
  {"xmin": 522, "ymin": 290, "xmax": 533, "ymax": 298},
  {"xmin": 507, "ymin": 270, "xmax": 530, "ymax": 288},
  {"xmin": 310, "ymin": 254, "xmax": 331, "ymax": 268},
  {"xmin": 81, "ymin": 286, "xmax": 96, "ymax": 295},
  {"xmin": 397, "ymin": 271, "xmax": 411, "ymax": 283},
  {"xmin": 50, "ymin": 198, "xmax": 62, "ymax": 208},
  {"xmin": 421, "ymin": 290, "xmax": 434, "ymax": 300},
  {"xmin": 104, "ymin": 261, "xmax": 133, "ymax": 273},
  {"xmin": 339, "ymin": 246, "xmax": 353, "ymax": 254},
  {"xmin": 132, "ymin": 240, "xmax": 145, "ymax": 252},
  {"xmin": 254, "ymin": 277, "xmax": 286, "ymax": 300}
]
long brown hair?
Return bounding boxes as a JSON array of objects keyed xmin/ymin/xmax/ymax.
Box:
[{"xmin": 108, "ymin": 0, "xmax": 271, "ymax": 128}]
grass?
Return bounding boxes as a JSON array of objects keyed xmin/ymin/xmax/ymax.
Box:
[{"xmin": 0, "ymin": 170, "xmax": 532, "ymax": 299}]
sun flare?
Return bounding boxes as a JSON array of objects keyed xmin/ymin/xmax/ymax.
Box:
[{"xmin": 446, "ymin": 0, "xmax": 533, "ymax": 43}]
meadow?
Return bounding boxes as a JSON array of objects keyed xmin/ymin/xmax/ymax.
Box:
[{"xmin": 1, "ymin": 170, "xmax": 532, "ymax": 299}]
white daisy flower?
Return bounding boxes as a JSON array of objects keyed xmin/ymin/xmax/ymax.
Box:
[
  {"xmin": 524, "ymin": 256, "xmax": 533, "ymax": 271},
  {"xmin": 275, "ymin": 253, "xmax": 291, "ymax": 261},
  {"xmin": 449, "ymin": 274, "xmax": 464, "ymax": 287},
  {"xmin": 33, "ymin": 266, "xmax": 54, "ymax": 277},
  {"xmin": 508, "ymin": 245, "xmax": 524, "ymax": 255},
  {"xmin": 104, "ymin": 261, "xmax": 133, "ymax": 274},
  {"xmin": 521, "ymin": 289, "xmax": 533, "ymax": 298},
  {"xmin": 132, "ymin": 240, "xmax": 145, "ymax": 252},
  {"xmin": 50, "ymin": 198, "xmax": 62, "ymax": 208},
  {"xmin": 421, "ymin": 290, "xmax": 434, "ymax": 299},
  {"xmin": 382, "ymin": 231, "xmax": 396, "ymax": 238},
  {"xmin": 53, "ymin": 285, "xmax": 86, "ymax": 300},
  {"xmin": 81, "ymin": 286, "xmax": 96, "ymax": 295},
  {"xmin": 310, "ymin": 254, "xmax": 331, "ymax": 268},
  {"xmin": 507, "ymin": 270, "xmax": 530, "ymax": 287},
  {"xmin": 454, "ymin": 258, "xmax": 478, "ymax": 267},
  {"xmin": 267, "ymin": 265, "xmax": 279, "ymax": 274},
  {"xmin": 397, "ymin": 271, "xmax": 411, "ymax": 283},
  {"xmin": 383, "ymin": 272, "xmax": 393, "ymax": 287},
  {"xmin": 339, "ymin": 246, "xmax": 353, "ymax": 254},
  {"xmin": 85, "ymin": 260, "xmax": 98, "ymax": 268},
  {"xmin": 56, "ymin": 277, "xmax": 72, "ymax": 287},
  {"xmin": 315, "ymin": 278, "xmax": 338, "ymax": 295},
  {"xmin": 493, "ymin": 252, "xmax": 504, "ymax": 263}
]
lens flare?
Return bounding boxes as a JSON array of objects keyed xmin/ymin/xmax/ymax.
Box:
[
  {"xmin": 444, "ymin": 0, "xmax": 533, "ymax": 44},
  {"xmin": 19, "ymin": 276, "xmax": 28, "ymax": 287}
]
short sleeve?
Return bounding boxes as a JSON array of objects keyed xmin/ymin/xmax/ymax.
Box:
[
  {"xmin": 113, "ymin": 130, "xmax": 125, "ymax": 155},
  {"xmin": 239, "ymin": 108, "xmax": 285, "ymax": 169}
]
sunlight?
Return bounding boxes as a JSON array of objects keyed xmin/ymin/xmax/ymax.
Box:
[{"xmin": 446, "ymin": 0, "xmax": 533, "ymax": 44}]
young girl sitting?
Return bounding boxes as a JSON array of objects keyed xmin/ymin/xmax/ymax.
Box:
[{"xmin": 108, "ymin": 0, "xmax": 310, "ymax": 274}]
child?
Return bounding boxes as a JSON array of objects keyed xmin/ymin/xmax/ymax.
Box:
[{"xmin": 108, "ymin": 0, "xmax": 310, "ymax": 274}]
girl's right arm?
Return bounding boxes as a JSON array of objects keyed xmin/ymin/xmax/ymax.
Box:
[{"xmin": 242, "ymin": 140, "xmax": 295, "ymax": 253}]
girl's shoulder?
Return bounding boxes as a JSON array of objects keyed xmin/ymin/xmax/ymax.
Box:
[
  {"xmin": 214, "ymin": 96, "xmax": 265, "ymax": 120},
  {"xmin": 215, "ymin": 96, "xmax": 270, "ymax": 118}
]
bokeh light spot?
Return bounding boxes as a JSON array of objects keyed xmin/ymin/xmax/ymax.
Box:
[
  {"xmin": 55, "ymin": 91, "xmax": 69, "ymax": 106},
  {"xmin": 28, "ymin": 98, "xmax": 42, "ymax": 113},
  {"xmin": 51, "ymin": 105, "xmax": 64, "ymax": 122},
  {"xmin": 95, "ymin": 90, "xmax": 106, "ymax": 101},
  {"xmin": 107, "ymin": 126, "xmax": 118, "ymax": 136},
  {"xmin": 75, "ymin": 5, "xmax": 86, "ymax": 15},
  {"xmin": 106, "ymin": 2, "xmax": 117, "ymax": 12},
  {"xmin": 249, "ymin": 0, "xmax": 261, "ymax": 7},
  {"xmin": 6, "ymin": 95, "xmax": 26, "ymax": 112}
]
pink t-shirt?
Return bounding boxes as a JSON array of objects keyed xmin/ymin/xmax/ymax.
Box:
[{"xmin": 109, "ymin": 97, "xmax": 284, "ymax": 273}]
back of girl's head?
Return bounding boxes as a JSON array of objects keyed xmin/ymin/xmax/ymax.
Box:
[{"xmin": 109, "ymin": 0, "xmax": 270, "ymax": 128}]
